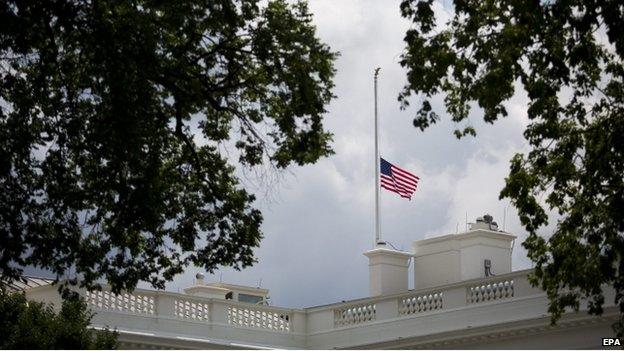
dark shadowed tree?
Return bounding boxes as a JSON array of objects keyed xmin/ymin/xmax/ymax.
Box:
[
  {"xmin": 399, "ymin": 0, "xmax": 624, "ymax": 335},
  {"xmin": 0, "ymin": 0, "xmax": 336, "ymax": 294},
  {"xmin": 0, "ymin": 288, "xmax": 118, "ymax": 349}
]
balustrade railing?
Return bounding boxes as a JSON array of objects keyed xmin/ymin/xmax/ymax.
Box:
[
  {"xmin": 467, "ymin": 279, "xmax": 514, "ymax": 304},
  {"xmin": 334, "ymin": 302, "xmax": 376, "ymax": 327},
  {"xmin": 399, "ymin": 291, "xmax": 443, "ymax": 316},
  {"xmin": 78, "ymin": 270, "xmax": 533, "ymax": 337},
  {"xmin": 86, "ymin": 290, "xmax": 155, "ymax": 315},
  {"xmin": 174, "ymin": 297, "xmax": 210, "ymax": 321},
  {"xmin": 227, "ymin": 305, "xmax": 292, "ymax": 332}
]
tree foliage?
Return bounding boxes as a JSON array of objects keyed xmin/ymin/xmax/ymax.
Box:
[
  {"xmin": 0, "ymin": 288, "xmax": 118, "ymax": 349},
  {"xmin": 399, "ymin": 0, "xmax": 624, "ymax": 334},
  {"xmin": 0, "ymin": 0, "xmax": 336, "ymax": 293}
]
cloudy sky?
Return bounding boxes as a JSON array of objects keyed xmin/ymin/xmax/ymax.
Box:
[{"xmin": 165, "ymin": 0, "xmax": 555, "ymax": 308}]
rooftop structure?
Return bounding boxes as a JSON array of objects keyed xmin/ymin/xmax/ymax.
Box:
[
  {"xmin": 184, "ymin": 277, "xmax": 269, "ymax": 305},
  {"xmin": 15, "ymin": 215, "xmax": 619, "ymax": 349}
]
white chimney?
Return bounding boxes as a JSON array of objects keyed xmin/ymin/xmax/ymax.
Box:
[
  {"xmin": 363, "ymin": 243, "xmax": 412, "ymax": 296},
  {"xmin": 412, "ymin": 215, "xmax": 516, "ymax": 290}
]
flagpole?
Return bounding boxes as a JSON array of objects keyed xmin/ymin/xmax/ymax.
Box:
[{"xmin": 374, "ymin": 67, "xmax": 381, "ymax": 247}]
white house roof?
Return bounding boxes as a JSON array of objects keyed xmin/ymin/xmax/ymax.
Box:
[{"xmin": 3, "ymin": 275, "xmax": 54, "ymax": 292}]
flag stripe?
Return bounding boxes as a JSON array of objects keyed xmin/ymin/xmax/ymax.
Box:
[
  {"xmin": 381, "ymin": 178, "xmax": 411, "ymax": 197},
  {"xmin": 393, "ymin": 173, "xmax": 418, "ymax": 186},
  {"xmin": 390, "ymin": 170, "xmax": 418, "ymax": 190},
  {"xmin": 393, "ymin": 175, "xmax": 417, "ymax": 189},
  {"xmin": 382, "ymin": 183, "xmax": 411, "ymax": 198},
  {"xmin": 382, "ymin": 175, "xmax": 412, "ymax": 197},
  {"xmin": 392, "ymin": 171, "xmax": 418, "ymax": 185},
  {"xmin": 391, "ymin": 165, "xmax": 420, "ymax": 181},
  {"xmin": 380, "ymin": 157, "xmax": 419, "ymax": 200}
]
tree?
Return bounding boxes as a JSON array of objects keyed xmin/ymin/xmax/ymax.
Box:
[
  {"xmin": 399, "ymin": 0, "xmax": 624, "ymax": 335},
  {"xmin": 0, "ymin": 1, "xmax": 336, "ymax": 294},
  {"xmin": 0, "ymin": 288, "xmax": 118, "ymax": 349}
]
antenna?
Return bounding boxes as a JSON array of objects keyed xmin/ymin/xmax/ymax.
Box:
[
  {"xmin": 510, "ymin": 237, "xmax": 515, "ymax": 263},
  {"xmin": 465, "ymin": 212, "xmax": 468, "ymax": 231},
  {"xmin": 219, "ymin": 273, "xmax": 223, "ymax": 283},
  {"xmin": 385, "ymin": 241, "xmax": 401, "ymax": 251},
  {"xmin": 503, "ymin": 204, "xmax": 509, "ymax": 231},
  {"xmin": 258, "ymin": 278, "xmax": 263, "ymax": 288}
]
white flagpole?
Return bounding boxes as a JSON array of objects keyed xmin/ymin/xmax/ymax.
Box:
[{"xmin": 374, "ymin": 67, "xmax": 381, "ymax": 246}]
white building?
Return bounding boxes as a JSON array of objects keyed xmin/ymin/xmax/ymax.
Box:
[{"xmin": 16, "ymin": 216, "xmax": 620, "ymax": 349}]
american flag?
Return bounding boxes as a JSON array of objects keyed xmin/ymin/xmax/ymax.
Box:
[{"xmin": 380, "ymin": 158, "xmax": 419, "ymax": 200}]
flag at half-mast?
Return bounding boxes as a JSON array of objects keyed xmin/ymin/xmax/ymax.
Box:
[{"xmin": 380, "ymin": 157, "xmax": 419, "ymax": 200}]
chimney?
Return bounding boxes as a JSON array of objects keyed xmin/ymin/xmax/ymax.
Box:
[
  {"xmin": 412, "ymin": 214, "xmax": 516, "ymax": 290},
  {"xmin": 363, "ymin": 242, "xmax": 412, "ymax": 296}
]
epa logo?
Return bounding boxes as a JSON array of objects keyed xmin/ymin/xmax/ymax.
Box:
[{"xmin": 602, "ymin": 338, "xmax": 621, "ymax": 346}]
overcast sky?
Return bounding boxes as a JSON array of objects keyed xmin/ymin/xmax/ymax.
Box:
[{"xmin": 164, "ymin": 0, "xmax": 559, "ymax": 308}]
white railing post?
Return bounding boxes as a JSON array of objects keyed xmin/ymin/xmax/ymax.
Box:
[
  {"xmin": 306, "ymin": 308, "xmax": 335, "ymax": 333},
  {"xmin": 155, "ymin": 292, "xmax": 175, "ymax": 317},
  {"xmin": 512, "ymin": 273, "xmax": 539, "ymax": 297},
  {"xmin": 210, "ymin": 300, "xmax": 229, "ymax": 325},
  {"xmin": 443, "ymin": 285, "xmax": 467, "ymax": 309},
  {"xmin": 291, "ymin": 310, "xmax": 307, "ymax": 334},
  {"xmin": 376, "ymin": 298, "xmax": 398, "ymax": 320}
]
